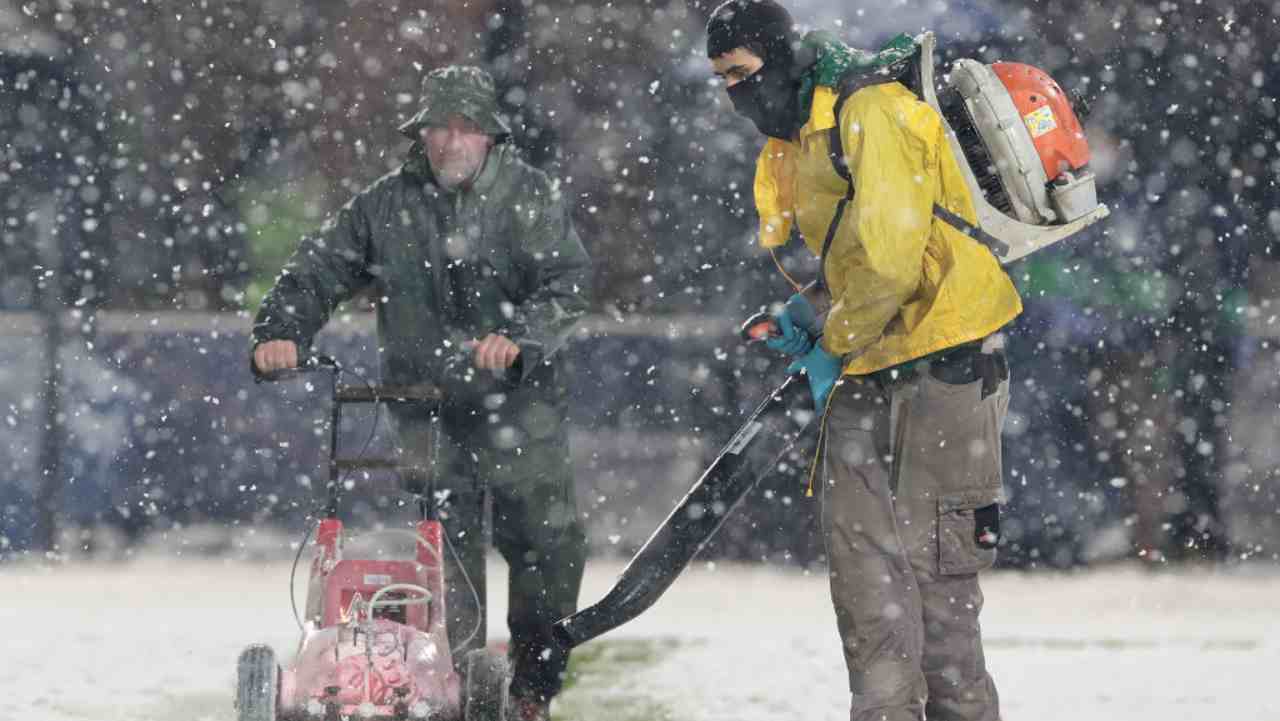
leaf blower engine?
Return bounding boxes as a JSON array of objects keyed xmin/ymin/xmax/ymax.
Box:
[{"xmin": 919, "ymin": 33, "xmax": 1109, "ymax": 262}]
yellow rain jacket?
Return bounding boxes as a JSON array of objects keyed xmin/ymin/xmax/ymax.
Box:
[{"xmin": 755, "ymin": 82, "xmax": 1022, "ymax": 375}]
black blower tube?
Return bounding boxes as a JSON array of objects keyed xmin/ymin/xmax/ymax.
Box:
[{"xmin": 552, "ymin": 373, "xmax": 816, "ymax": 650}]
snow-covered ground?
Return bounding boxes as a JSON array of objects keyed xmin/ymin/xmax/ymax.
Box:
[{"xmin": 4, "ymin": 553, "xmax": 1278, "ymax": 720}]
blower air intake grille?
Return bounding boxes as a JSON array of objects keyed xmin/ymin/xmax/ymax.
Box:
[{"xmin": 937, "ymin": 85, "xmax": 1013, "ymax": 217}]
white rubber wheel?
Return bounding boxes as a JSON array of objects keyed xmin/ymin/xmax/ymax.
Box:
[
  {"xmin": 463, "ymin": 648, "xmax": 511, "ymax": 721},
  {"xmin": 235, "ymin": 644, "xmax": 279, "ymax": 721}
]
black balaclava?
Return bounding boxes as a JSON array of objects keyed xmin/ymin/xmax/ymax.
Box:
[{"xmin": 706, "ymin": 0, "xmax": 804, "ymax": 140}]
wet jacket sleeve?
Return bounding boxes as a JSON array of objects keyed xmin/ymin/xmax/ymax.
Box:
[
  {"xmin": 251, "ymin": 194, "xmax": 375, "ymax": 350},
  {"xmin": 821, "ymin": 90, "xmax": 937, "ymax": 359},
  {"xmin": 506, "ymin": 186, "xmax": 592, "ymax": 381}
]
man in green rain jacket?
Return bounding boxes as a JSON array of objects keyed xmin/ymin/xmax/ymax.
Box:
[{"xmin": 251, "ymin": 65, "xmax": 591, "ymax": 721}]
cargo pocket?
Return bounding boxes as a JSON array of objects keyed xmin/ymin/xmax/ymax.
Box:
[
  {"xmin": 938, "ymin": 490, "xmax": 1000, "ymax": 575},
  {"xmin": 898, "ymin": 369, "xmax": 1008, "ymax": 501},
  {"xmin": 894, "ymin": 350, "xmax": 1010, "ymax": 575}
]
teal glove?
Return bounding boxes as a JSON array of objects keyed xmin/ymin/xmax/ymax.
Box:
[
  {"xmin": 766, "ymin": 293, "xmax": 816, "ymax": 356},
  {"xmin": 788, "ymin": 343, "xmax": 842, "ymax": 411}
]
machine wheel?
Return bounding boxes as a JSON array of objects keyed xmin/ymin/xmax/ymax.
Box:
[
  {"xmin": 463, "ymin": 648, "xmax": 510, "ymax": 721},
  {"xmin": 236, "ymin": 644, "xmax": 279, "ymax": 721}
]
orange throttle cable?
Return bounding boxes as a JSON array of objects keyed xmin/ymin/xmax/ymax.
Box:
[{"xmin": 770, "ymin": 247, "xmax": 804, "ymax": 293}]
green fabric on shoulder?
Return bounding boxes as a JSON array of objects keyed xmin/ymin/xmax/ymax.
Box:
[{"xmin": 796, "ymin": 31, "xmax": 919, "ymax": 114}]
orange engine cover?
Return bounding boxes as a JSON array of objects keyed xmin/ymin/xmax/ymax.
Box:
[{"xmin": 992, "ymin": 62, "xmax": 1090, "ymax": 180}]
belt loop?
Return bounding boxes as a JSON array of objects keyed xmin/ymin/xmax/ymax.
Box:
[
  {"xmin": 977, "ymin": 333, "xmax": 1005, "ymax": 399},
  {"xmin": 980, "ymin": 332, "xmax": 1005, "ymax": 355}
]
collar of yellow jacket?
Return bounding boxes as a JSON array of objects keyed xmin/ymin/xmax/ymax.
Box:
[{"xmin": 754, "ymin": 86, "xmax": 839, "ymax": 248}]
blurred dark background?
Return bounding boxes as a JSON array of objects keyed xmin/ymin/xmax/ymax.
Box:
[{"xmin": 3, "ymin": 0, "xmax": 1279, "ymax": 568}]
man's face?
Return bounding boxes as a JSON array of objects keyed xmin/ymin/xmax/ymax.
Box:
[
  {"xmin": 421, "ymin": 115, "xmax": 494, "ymax": 189},
  {"xmin": 710, "ymin": 47, "xmax": 765, "ymax": 90}
]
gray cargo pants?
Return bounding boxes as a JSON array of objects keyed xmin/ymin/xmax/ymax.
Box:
[{"xmin": 820, "ymin": 339, "xmax": 1008, "ymax": 721}]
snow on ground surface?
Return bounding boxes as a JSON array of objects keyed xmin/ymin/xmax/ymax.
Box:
[{"xmin": 4, "ymin": 552, "xmax": 1279, "ymax": 721}]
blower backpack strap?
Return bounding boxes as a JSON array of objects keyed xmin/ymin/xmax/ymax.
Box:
[
  {"xmin": 818, "ymin": 57, "xmax": 917, "ymax": 292},
  {"xmin": 823, "ymin": 62, "xmax": 1011, "ymax": 271}
]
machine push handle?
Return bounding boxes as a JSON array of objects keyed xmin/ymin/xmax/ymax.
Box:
[{"xmin": 252, "ymin": 350, "xmax": 340, "ymax": 384}]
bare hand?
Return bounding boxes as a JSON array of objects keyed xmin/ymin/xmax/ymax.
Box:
[
  {"xmin": 468, "ymin": 333, "xmax": 521, "ymax": 371},
  {"xmin": 254, "ymin": 340, "xmax": 299, "ymax": 373}
]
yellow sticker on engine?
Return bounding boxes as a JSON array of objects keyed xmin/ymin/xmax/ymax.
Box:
[{"xmin": 1024, "ymin": 105, "xmax": 1057, "ymax": 138}]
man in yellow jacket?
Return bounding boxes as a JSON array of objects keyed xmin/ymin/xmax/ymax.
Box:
[{"xmin": 707, "ymin": 2, "xmax": 1023, "ymax": 719}]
